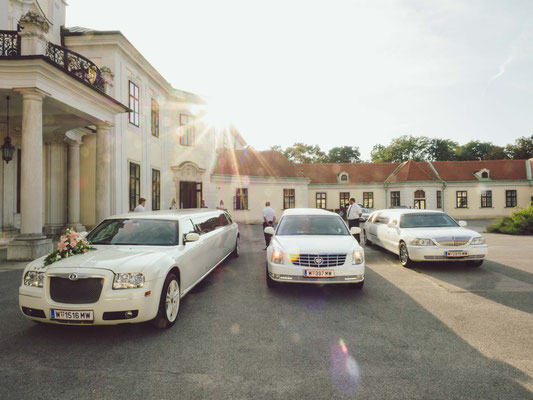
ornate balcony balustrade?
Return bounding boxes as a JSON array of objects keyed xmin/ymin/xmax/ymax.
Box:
[
  {"xmin": 45, "ymin": 42, "xmax": 105, "ymax": 92},
  {"xmin": 0, "ymin": 30, "xmax": 21, "ymax": 56}
]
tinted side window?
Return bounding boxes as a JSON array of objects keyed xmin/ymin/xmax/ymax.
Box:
[
  {"xmin": 181, "ymin": 219, "xmax": 196, "ymax": 242},
  {"xmin": 193, "ymin": 215, "xmax": 219, "ymax": 234},
  {"xmin": 224, "ymin": 212, "xmax": 233, "ymax": 224},
  {"xmin": 375, "ymin": 213, "xmax": 390, "ymax": 224},
  {"xmin": 218, "ymin": 213, "xmax": 230, "ymax": 227}
]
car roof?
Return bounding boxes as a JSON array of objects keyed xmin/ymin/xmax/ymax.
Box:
[
  {"xmin": 106, "ymin": 209, "xmax": 225, "ymax": 221},
  {"xmin": 372, "ymin": 209, "xmax": 446, "ymax": 215},
  {"xmin": 282, "ymin": 208, "xmax": 339, "ymax": 217}
]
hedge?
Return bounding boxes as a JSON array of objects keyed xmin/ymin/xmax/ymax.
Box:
[{"xmin": 487, "ymin": 205, "xmax": 533, "ymax": 235}]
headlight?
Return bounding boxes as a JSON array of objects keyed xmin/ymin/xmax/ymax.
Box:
[
  {"xmin": 410, "ymin": 238, "xmax": 434, "ymax": 246},
  {"xmin": 471, "ymin": 236, "xmax": 485, "ymax": 245},
  {"xmin": 271, "ymin": 249, "xmax": 284, "ymax": 264},
  {"xmin": 24, "ymin": 271, "xmax": 45, "ymax": 287},
  {"xmin": 113, "ymin": 273, "xmax": 145, "ymax": 289},
  {"xmin": 352, "ymin": 250, "xmax": 364, "ymax": 265}
]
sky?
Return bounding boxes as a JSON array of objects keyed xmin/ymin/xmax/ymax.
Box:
[{"xmin": 67, "ymin": 0, "xmax": 533, "ymax": 160}]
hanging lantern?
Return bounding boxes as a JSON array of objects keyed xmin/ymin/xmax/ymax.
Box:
[{"xmin": 1, "ymin": 96, "xmax": 14, "ymax": 164}]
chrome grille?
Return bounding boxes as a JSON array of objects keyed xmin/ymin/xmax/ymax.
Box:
[
  {"xmin": 433, "ymin": 236, "xmax": 471, "ymax": 247},
  {"xmin": 49, "ymin": 277, "xmax": 103, "ymax": 304},
  {"xmin": 291, "ymin": 254, "xmax": 347, "ymax": 267}
]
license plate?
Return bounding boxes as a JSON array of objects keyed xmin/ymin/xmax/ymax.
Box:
[
  {"xmin": 445, "ymin": 250, "xmax": 468, "ymax": 258},
  {"xmin": 304, "ymin": 269, "xmax": 335, "ymax": 278},
  {"xmin": 50, "ymin": 309, "xmax": 94, "ymax": 321}
]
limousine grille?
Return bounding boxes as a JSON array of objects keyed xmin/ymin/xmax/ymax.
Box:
[
  {"xmin": 49, "ymin": 276, "xmax": 103, "ymax": 304},
  {"xmin": 291, "ymin": 254, "xmax": 347, "ymax": 267},
  {"xmin": 433, "ymin": 237, "xmax": 471, "ymax": 247}
]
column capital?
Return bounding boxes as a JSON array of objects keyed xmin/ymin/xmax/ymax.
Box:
[
  {"xmin": 14, "ymin": 87, "xmax": 50, "ymax": 102},
  {"xmin": 64, "ymin": 129, "xmax": 86, "ymax": 146},
  {"xmin": 95, "ymin": 121, "xmax": 114, "ymax": 131}
]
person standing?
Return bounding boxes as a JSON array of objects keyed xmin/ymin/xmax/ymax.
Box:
[
  {"xmin": 347, "ymin": 198, "xmax": 362, "ymax": 242},
  {"xmin": 262, "ymin": 201, "xmax": 276, "ymax": 250},
  {"xmin": 134, "ymin": 198, "xmax": 146, "ymax": 212}
]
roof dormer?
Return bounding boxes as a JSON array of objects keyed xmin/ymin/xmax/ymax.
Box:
[
  {"xmin": 338, "ymin": 171, "xmax": 349, "ymax": 183},
  {"xmin": 476, "ymin": 168, "xmax": 491, "ymax": 180}
]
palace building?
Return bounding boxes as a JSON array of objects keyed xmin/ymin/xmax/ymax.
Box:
[{"xmin": 1, "ymin": 2, "xmax": 532, "ymax": 260}]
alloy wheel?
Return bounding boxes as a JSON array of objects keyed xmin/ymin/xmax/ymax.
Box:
[{"xmin": 165, "ymin": 279, "xmax": 180, "ymax": 322}]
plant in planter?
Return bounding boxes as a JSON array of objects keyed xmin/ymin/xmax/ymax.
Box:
[{"xmin": 44, "ymin": 228, "xmax": 96, "ymax": 266}]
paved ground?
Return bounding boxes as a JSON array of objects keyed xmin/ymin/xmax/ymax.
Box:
[{"xmin": 0, "ymin": 225, "xmax": 531, "ymax": 399}]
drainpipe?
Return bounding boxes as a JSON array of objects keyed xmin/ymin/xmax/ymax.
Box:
[{"xmin": 442, "ymin": 181, "xmax": 447, "ymax": 213}]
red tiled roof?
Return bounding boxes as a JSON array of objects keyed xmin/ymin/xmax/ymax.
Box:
[
  {"xmin": 213, "ymin": 149, "xmax": 307, "ymax": 178},
  {"xmin": 296, "ymin": 163, "xmax": 400, "ymax": 184},
  {"xmin": 431, "ymin": 160, "xmax": 528, "ymax": 181},
  {"xmin": 386, "ymin": 160, "xmax": 439, "ymax": 182}
]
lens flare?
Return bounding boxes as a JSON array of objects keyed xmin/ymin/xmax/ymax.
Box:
[{"xmin": 329, "ymin": 339, "xmax": 361, "ymax": 397}]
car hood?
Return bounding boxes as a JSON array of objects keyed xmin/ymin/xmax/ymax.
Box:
[
  {"xmin": 272, "ymin": 235, "xmax": 359, "ymax": 253},
  {"xmin": 27, "ymin": 245, "xmax": 172, "ymax": 274},
  {"xmin": 400, "ymin": 227, "xmax": 480, "ymax": 239}
]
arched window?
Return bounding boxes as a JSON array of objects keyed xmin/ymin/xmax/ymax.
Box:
[
  {"xmin": 414, "ymin": 190, "xmax": 426, "ymax": 209},
  {"xmin": 414, "ymin": 190, "xmax": 425, "ymax": 199},
  {"xmin": 481, "ymin": 171, "xmax": 489, "ymax": 179},
  {"xmin": 340, "ymin": 174, "xmax": 348, "ymax": 181}
]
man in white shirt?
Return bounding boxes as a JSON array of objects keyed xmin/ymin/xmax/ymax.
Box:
[
  {"xmin": 262, "ymin": 201, "xmax": 276, "ymax": 250},
  {"xmin": 346, "ymin": 198, "xmax": 362, "ymax": 242},
  {"xmin": 134, "ymin": 198, "xmax": 146, "ymax": 212}
]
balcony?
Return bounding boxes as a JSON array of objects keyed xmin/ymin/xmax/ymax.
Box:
[{"xmin": 0, "ymin": 29, "xmax": 105, "ymax": 94}]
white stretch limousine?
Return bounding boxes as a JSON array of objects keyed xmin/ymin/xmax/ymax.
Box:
[
  {"xmin": 265, "ymin": 209, "xmax": 365, "ymax": 288},
  {"xmin": 19, "ymin": 210, "xmax": 239, "ymax": 328},
  {"xmin": 362, "ymin": 209, "xmax": 487, "ymax": 268}
]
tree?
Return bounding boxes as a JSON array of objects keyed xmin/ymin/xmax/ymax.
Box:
[
  {"xmin": 425, "ymin": 138, "xmax": 459, "ymax": 161},
  {"xmin": 370, "ymin": 135, "xmax": 427, "ymax": 162},
  {"xmin": 458, "ymin": 141, "xmax": 502, "ymax": 161},
  {"xmin": 370, "ymin": 144, "xmax": 389, "ymax": 162},
  {"xmin": 505, "ymin": 135, "xmax": 533, "ymax": 159},
  {"xmin": 327, "ymin": 146, "xmax": 361, "ymax": 163},
  {"xmin": 283, "ymin": 143, "xmax": 327, "ymax": 163},
  {"xmin": 270, "ymin": 145, "xmax": 283, "ymax": 153}
]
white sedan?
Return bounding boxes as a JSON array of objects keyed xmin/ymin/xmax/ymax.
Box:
[
  {"xmin": 362, "ymin": 209, "xmax": 488, "ymax": 268},
  {"xmin": 265, "ymin": 208, "xmax": 365, "ymax": 289},
  {"xmin": 19, "ymin": 210, "xmax": 239, "ymax": 328}
]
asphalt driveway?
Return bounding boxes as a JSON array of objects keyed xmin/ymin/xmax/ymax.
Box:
[{"xmin": 0, "ymin": 225, "xmax": 531, "ymax": 399}]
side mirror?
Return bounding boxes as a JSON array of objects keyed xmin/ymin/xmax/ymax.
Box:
[
  {"xmin": 264, "ymin": 227, "xmax": 275, "ymax": 235},
  {"xmin": 185, "ymin": 233, "xmax": 200, "ymax": 243},
  {"xmin": 80, "ymin": 231, "xmax": 88, "ymax": 238},
  {"xmin": 350, "ymin": 227, "xmax": 361, "ymax": 235},
  {"xmin": 458, "ymin": 220, "xmax": 467, "ymax": 227}
]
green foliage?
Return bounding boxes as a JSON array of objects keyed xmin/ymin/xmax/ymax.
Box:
[
  {"xmin": 487, "ymin": 205, "xmax": 533, "ymax": 235},
  {"xmin": 425, "ymin": 138, "xmax": 459, "ymax": 161},
  {"xmin": 327, "ymin": 146, "xmax": 361, "ymax": 163},
  {"xmin": 457, "ymin": 140, "xmax": 508, "ymax": 161},
  {"xmin": 505, "ymin": 135, "xmax": 533, "ymax": 159},
  {"xmin": 283, "ymin": 142, "xmax": 327, "ymax": 163},
  {"xmin": 371, "ymin": 135, "xmax": 428, "ymax": 162}
]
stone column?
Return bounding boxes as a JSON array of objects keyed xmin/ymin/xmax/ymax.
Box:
[
  {"xmin": 95, "ymin": 122, "xmax": 113, "ymax": 224},
  {"xmin": 8, "ymin": 88, "xmax": 52, "ymax": 260},
  {"xmin": 65, "ymin": 138, "xmax": 85, "ymax": 232}
]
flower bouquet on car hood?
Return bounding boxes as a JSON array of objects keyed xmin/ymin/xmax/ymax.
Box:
[{"xmin": 44, "ymin": 228, "xmax": 96, "ymax": 266}]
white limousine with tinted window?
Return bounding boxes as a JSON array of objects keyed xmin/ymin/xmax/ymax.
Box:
[
  {"xmin": 265, "ymin": 208, "xmax": 365, "ymax": 288},
  {"xmin": 19, "ymin": 210, "xmax": 239, "ymax": 328},
  {"xmin": 362, "ymin": 209, "xmax": 487, "ymax": 268}
]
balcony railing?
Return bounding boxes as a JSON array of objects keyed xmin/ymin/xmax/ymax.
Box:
[
  {"xmin": 45, "ymin": 42, "xmax": 105, "ymax": 92},
  {"xmin": 0, "ymin": 30, "xmax": 20, "ymax": 56}
]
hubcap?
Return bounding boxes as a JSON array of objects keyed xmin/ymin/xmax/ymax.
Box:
[
  {"xmin": 400, "ymin": 245, "xmax": 408, "ymax": 264},
  {"xmin": 165, "ymin": 280, "xmax": 180, "ymax": 322}
]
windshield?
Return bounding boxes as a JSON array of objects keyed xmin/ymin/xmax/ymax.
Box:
[
  {"xmin": 87, "ymin": 219, "xmax": 179, "ymax": 246},
  {"xmin": 400, "ymin": 213, "xmax": 459, "ymax": 228},
  {"xmin": 276, "ymin": 215, "xmax": 350, "ymax": 236}
]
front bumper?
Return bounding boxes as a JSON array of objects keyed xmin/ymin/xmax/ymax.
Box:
[
  {"xmin": 267, "ymin": 261, "xmax": 365, "ymax": 284},
  {"xmin": 407, "ymin": 244, "xmax": 488, "ymax": 262},
  {"xmin": 18, "ymin": 268, "xmax": 164, "ymax": 325}
]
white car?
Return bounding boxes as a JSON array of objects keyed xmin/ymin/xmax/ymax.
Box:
[
  {"xmin": 265, "ymin": 208, "xmax": 365, "ymax": 289},
  {"xmin": 362, "ymin": 209, "xmax": 488, "ymax": 268},
  {"xmin": 19, "ymin": 210, "xmax": 239, "ymax": 328}
]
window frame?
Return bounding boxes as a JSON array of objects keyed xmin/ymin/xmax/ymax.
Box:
[
  {"xmin": 179, "ymin": 114, "xmax": 195, "ymax": 146},
  {"xmin": 316, "ymin": 192, "xmax": 327, "ymax": 209},
  {"xmin": 481, "ymin": 190, "xmax": 492, "ymax": 208},
  {"xmin": 128, "ymin": 81, "xmax": 140, "ymax": 127},
  {"xmin": 283, "ymin": 188, "xmax": 295, "ymax": 209},
  {"xmin": 129, "ymin": 162, "xmax": 141, "ymax": 211},
  {"xmin": 505, "ymin": 190, "xmax": 517, "ymax": 208},
  {"xmin": 152, "ymin": 168, "xmax": 161, "ymax": 211},
  {"xmin": 339, "ymin": 192, "xmax": 350, "ymax": 209},
  {"xmin": 391, "ymin": 191, "xmax": 400, "ymax": 207},
  {"xmin": 151, "ymin": 98, "xmax": 159, "ymax": 137},
  {"xmin": 436, "ymin": 190, "xmax": 442, "ymax": 209},
  {"xmin": 456, "ymin": 191, "xmax": 468, "ymax": 208},
  {"xmin": 363, "ymin": 192, "xmax": 374, "ymax": 208},
  {"xmin": 234, "ymin": 188, "xmax": 248, "ymax": 210}
]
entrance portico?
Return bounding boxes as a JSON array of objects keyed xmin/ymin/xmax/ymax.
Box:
[{"xmin": 171, "ymin": 162, "xmax": 205, "ymax": 209}]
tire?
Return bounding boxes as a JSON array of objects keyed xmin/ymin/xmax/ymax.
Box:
[
  {"xmin": 399, "ymin": 242, "xmax": 415, "ymax": 268},
  {"xmin": 232, "ymin": 237, "xmax": 240, "ymax": 258},
  {"xmin": 467, "ymin": 260, "xmax": 483, "ymax": 268},
  {"xmin": 353, "ymin": 280, "xmax": 364, "ymax": 290},
  {"xmin": 266, "ymin": 263, "xmax": 277, "ymax": 288},
  {"xmin": 152, "ymin": 273, "xmax": 180, "ymax": 329},
  {"xmin": 362, "ymin": 230, "xmax": 372, "ymax": 246}
]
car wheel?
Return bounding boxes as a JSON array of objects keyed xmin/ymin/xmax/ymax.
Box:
[
  {"xmin": 353, "ymin": 280, "xmax": 364, "ymax": 290},
  {"xmin": 152, "ymin": 272, "xmax": 180, "ymax": 329},
  {"xmin": 266, "ymin": 263, "xmax": 277, "ymax": 288},
  {"xmin": 467, "ymin": 260, "xmax": 483, "ymax": 268},
  {"xmin": 232, "ymin": 237, "xmax": 240, "ymax": 258},
  {"xmin": 363, "ymin": 230, "xmax": 372, "ymax": 246},
  {"xmin": 399, "ymin": 242, "xmax": 415, "ymax": 268}
]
